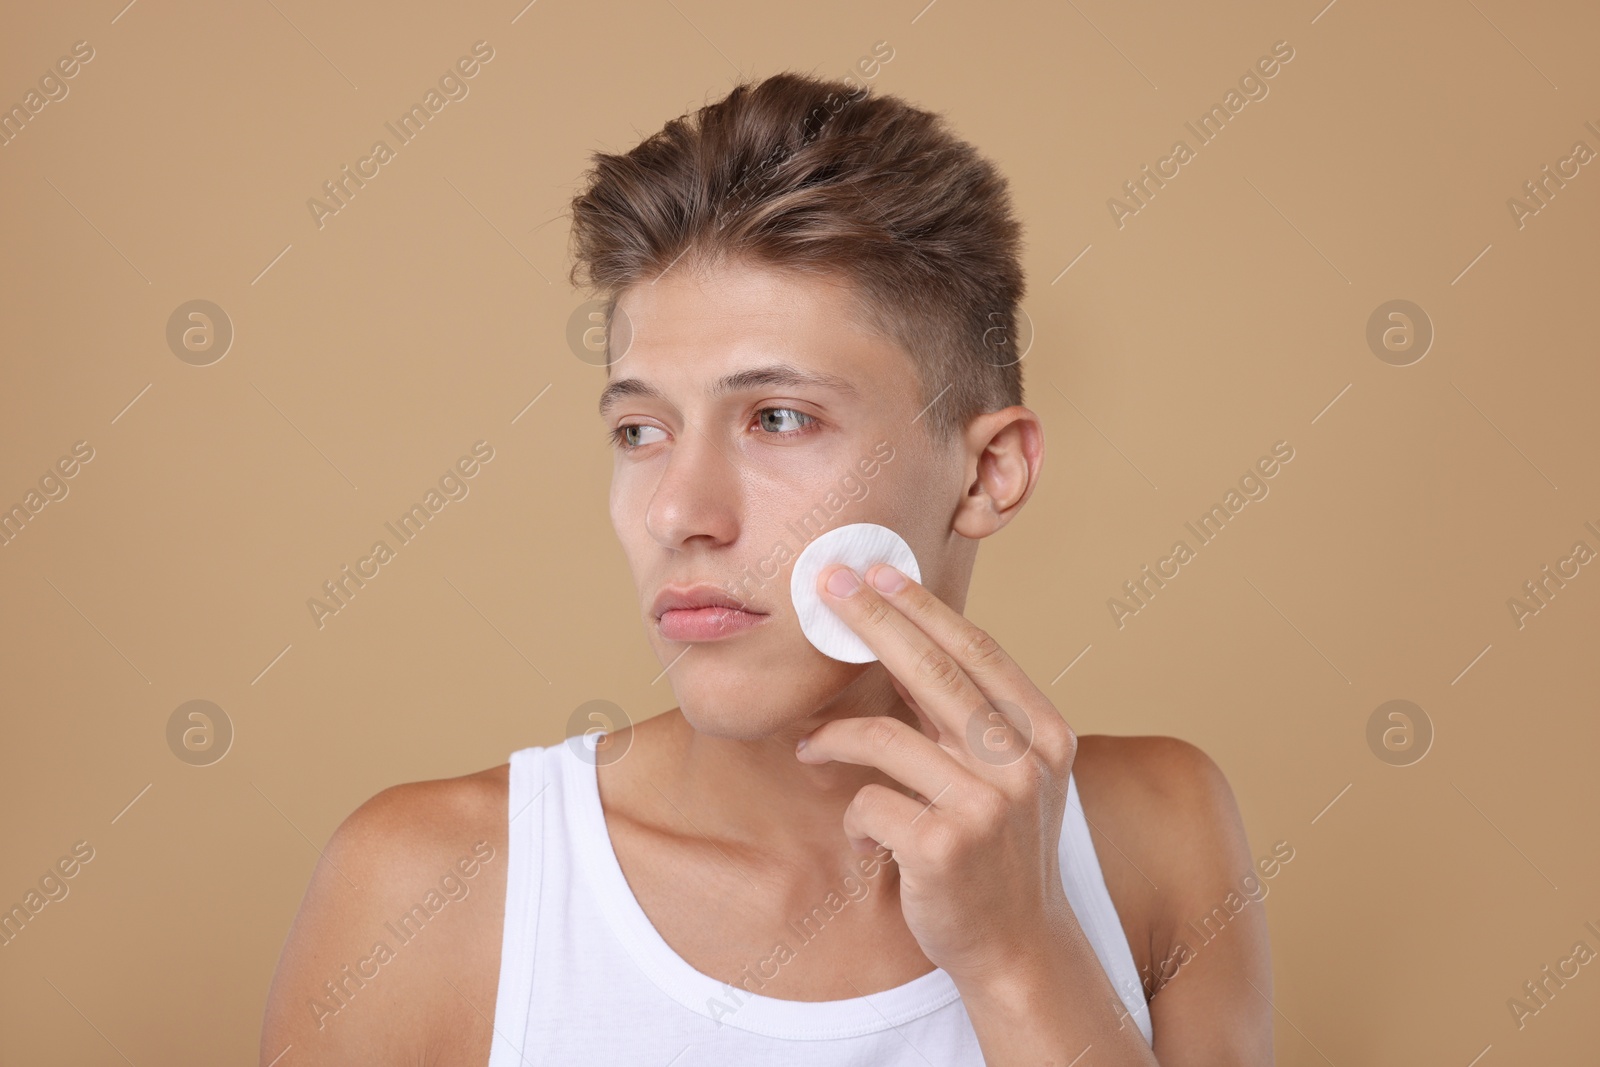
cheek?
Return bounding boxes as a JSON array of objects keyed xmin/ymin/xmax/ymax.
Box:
[
  {"xmin": 609, "ymin": 486, "xmax": 640, "ymax": 560},
  {"xmin": 610, "ymin": 468, "xmax": 644, "ymax": 524},
  {"xmin": 859, "ymin": 468, "xmax": 927, "ymax": 526}
]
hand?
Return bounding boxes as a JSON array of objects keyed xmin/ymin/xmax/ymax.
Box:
[{"xmin": 795, "ymin": 560, "xmax": 1081, "ymax": 987}]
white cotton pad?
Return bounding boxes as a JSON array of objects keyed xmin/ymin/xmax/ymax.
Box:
[{"xmin": 790, "ymin": 522, "xmax": 922, "ymax": 663}]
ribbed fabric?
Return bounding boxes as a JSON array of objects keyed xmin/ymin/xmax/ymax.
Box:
[{"xmin": 486, "ymin": 737, "xmax": 1153, "ymax": 1064}]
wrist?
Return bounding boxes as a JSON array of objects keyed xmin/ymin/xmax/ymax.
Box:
[{"xmin": 951, "ymin": 927, "xmax": 1075, "ymax": 1015}]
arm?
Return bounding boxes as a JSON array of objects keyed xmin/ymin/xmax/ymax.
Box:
[
  {"xmin": 258, "ymin": 771, "xmax": 507, "ymax": 1066},
  {"xmin": 1138, "ymin": 737, "xmax": 1275, "ymax": 1064}
]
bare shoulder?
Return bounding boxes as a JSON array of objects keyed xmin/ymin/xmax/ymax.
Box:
[
  {"xmin": 259, "ymin": 763, "xmax": 511, "ymax": 1067},
  {"xmin": 1071, "ymin": 733, "xmax": 1239, "ymax": 856},
  {"xmin": 1071, "ymin": 735, "xmax": 1275, "ymax": 1060},
  {"xmin": 327, "ymin": 763, "xmax": 509, "ymax": 867}
]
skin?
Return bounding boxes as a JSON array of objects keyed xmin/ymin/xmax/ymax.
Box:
[{"xmin": 259, "ymin": 256, "xmax": 1275, "ymax": 1065}]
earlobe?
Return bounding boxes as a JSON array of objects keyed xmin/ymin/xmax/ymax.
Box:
[{"xmin": 950, "ymin": 490, "xmax": 1004, "ymax": 540}]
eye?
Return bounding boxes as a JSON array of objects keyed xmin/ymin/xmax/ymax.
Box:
[
  {"xmin": 754, "ymin": 407, "xmax": 817, "ymax": 436},
  {"xmin": 606, "ymin": 407, "xmax": 818, "ymax": 453},
  {"xmin": 607, "ymin": 423, "xmax": 667, "ymax": 450}
]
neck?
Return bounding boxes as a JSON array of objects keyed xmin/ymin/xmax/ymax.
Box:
[{"xmin": 645, "ymin": 669, "xmax": 921, "ymax": 884}]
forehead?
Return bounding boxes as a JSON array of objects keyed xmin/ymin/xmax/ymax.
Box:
[
  {"xmin": 602, "ymin": 258, "xmax": 910, "ymax": 396},
  {"xmin": 618, "ymin": 257, "xmax": 866, "ymax": 335}
]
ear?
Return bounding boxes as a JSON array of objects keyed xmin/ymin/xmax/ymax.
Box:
[{"xmin": 950, "ymin": 406, "xmax": 1045, "ymax": 540}]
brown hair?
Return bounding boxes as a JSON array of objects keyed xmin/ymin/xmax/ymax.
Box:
[{"xmin": 566, "ymin": 71, "xmax": 1027, "ymax": 446}]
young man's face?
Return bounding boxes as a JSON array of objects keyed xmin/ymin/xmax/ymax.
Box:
[{"xmin": 601, "ymin": 257, "xmax": 972, "ymax": 739}]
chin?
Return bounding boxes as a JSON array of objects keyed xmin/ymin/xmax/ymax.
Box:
[{"xmin": 666, "ymin": 646, "xmax": 861, "ymax": 741}]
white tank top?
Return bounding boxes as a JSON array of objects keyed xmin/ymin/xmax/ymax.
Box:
[{"xmin": 486, "ymin": 737, "xmax": 1154, "ymax": 1063}]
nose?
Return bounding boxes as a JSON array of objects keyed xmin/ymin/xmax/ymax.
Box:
[{"xmin": 644, "ymin": 425, "xmax": 742, "ymax": 550}]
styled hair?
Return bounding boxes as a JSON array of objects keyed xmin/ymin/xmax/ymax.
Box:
[{"xmin": 566, "ymin": 70, "xmax": 1027, "ymax": 445}]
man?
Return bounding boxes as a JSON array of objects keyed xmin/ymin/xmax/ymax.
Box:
[{"xmin": 261, "ymin": 71, "xmax": 1273, "ymax": 1064}]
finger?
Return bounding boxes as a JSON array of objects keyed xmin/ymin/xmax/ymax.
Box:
[
  {"xmin": 839, "ymin": 781, "xmax": 938, "ymax": 859},
  {"xmin": 823, "ymin": 562, "xmax": 1072, "ymax": 766},
  {"xmin": 797, "ymin": 715, "xmax": 973, "ymax": 810},
  {"xmin": 855, "ymin": 562, "xmax": 1036, "ymax": 704},
  {"xmin": 886, "ymin": 672, "xmax": 940, "ymax": 741},
  {"xmin": 815, "ymin": 563, "xmax": 1000, "ymax": 744}
]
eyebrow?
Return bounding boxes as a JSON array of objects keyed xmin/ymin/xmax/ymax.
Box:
[{"xmin": 597, "ymin": 363, "xmax": 860, "ymax": 417}]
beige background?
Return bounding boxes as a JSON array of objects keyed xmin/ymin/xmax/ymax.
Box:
[{"xmin": 2, "ymin": 0, "xmax": 1597, "ymax": 1062}]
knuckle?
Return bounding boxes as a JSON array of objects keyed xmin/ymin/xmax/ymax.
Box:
[
  {"xmin": 867, "ymin": 717, "xmax": 903, "ymax": 753},
  {"xmin": 915, "ymin": 647, "xmax": 964, "ymax": 693},
  {"xmin": 1026, "ymin": 711, "xmax": 1074, "ymax": 770},
  {"xmin": 962, "ymin": 626, "xmax": 1004, "ymax": 669},
  {"xmin": 970, "ymin": 784, "xmax": 1008, "ymax": 824},
  {"xmin": 1047, "ymin": 717, "xmax": 1079, "ymax": 769},
  {"xmin": 861, "ymin": 596, "xmax": 896, "ymax": 629}
]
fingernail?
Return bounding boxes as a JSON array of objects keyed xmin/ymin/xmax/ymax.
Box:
[
  {"xmin": 870, "ymin": 564, "xmax": 905, "ymax": 594},
  {"xmin": 826, "ymin": 566, "xmax": 861, "ymax": 597},
  {"xmin": 795, "ymin": 736, "xmax": 808, "ymax": 754}
]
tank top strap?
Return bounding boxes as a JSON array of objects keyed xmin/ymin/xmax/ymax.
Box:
[
  {"xmin": 485, "ymin": 745, "xmax": 553, "ymax": 1067},
  {"xmin": 1061, "ymin": 771, "xmax": 1154, "ymax": 1043}
]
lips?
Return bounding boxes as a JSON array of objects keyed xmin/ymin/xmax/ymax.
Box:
[{"xmin": 651, "ymin": 584, "xmax": 769, "ymax": 642}]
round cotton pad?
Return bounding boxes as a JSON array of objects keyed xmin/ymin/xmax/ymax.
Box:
[{"xmin": 790, "ymin": 522, "xmax": 922, "ymax": 663}]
